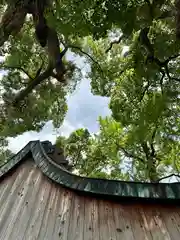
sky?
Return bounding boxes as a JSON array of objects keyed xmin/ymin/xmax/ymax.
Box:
[
  {"xmin": 0, "ymin": 33, "xmax": 130, "ymax": 154},
  {"xmin": 0, "ymin": 50, "xmax": 111, "ymax": 153},
  {"xmin": 0, "ymin": 42, "xmax": 177, "ymax": 183},
  {"xmin": 8, "ymin": 78, "xmax": 111, "ymax": 153}
]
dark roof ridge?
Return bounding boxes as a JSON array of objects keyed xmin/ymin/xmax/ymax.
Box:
[{"xmin": 1, "ymin": 140, "xmax": 180, "ymax": 202}]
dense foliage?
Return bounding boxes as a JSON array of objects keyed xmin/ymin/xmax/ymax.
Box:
[{"xmin": 0, "ymin": 0, "xmax": 180, "ymax": 182}]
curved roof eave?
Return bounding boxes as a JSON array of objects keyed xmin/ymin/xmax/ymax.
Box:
[{"xmin": 0, "ymin": 140, "xmax": 180, "ymax": 202}]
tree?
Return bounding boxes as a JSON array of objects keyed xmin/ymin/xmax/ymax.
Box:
[
  {"xmin": 0, "ymin": 0, "xmax": 180, "ymax": 181},
  {"xmin": 0, "ymin": 0, "xmax": 81, "ymax": 137},
  {"xmin": 0, "ymin": 137, "xmax": 13, "ymax": 165},
  {"xmin": 56, "ymin": 117, "xmax": 180, "ymax": 182},
  {"xmin": 56, "ymin": 128, "xmax": 91, "ymax": 175}
]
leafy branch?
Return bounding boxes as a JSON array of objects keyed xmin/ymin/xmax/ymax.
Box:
[
  {"xmin": 13, "ymin": 65, "xmax": 53, "ymax": 105},
  {"xmin": 118, "ymin": 145, "xmax": 145, "ymax": 163},
  {"xmin": 139, "ymin": 27, "xmax": 180, "ymax": 84},
  {"xmin": 68, "ymin": 44, "xmax": 104, "ymax": 74}
]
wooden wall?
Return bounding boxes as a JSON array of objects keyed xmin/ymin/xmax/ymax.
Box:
[{"xmin": 0, "ymin": 160, "xmax": 179, "ymax": 240}]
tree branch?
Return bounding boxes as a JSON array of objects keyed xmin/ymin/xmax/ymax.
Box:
[
  {"xmin": 156, "ymin": 10, "xmax": 174, "ymax": 20},
  {"xmin": 150, "ymin": 126, "xmax": 158, "ymax": 160},
  {"xmin": 151, "ymin": 126, "xmax": 157, "ymax": 142},
  {"xmin": 12, "ymin": 65, "xmax": 53, "ymax": 105},
  {"xmin": 51, "ymin": 72, "xmax": 66, "ymax": 83},
  {"xmin": 34, "ymin": 61, "xmax": 44, "ymax": 78},
  {"xmin": 119, "ymin": 146, "xmax": 144, "ymax": 163},
  {"xmin": 157, "ymin": 173, "xmax": 180, "ymax": 182},
  {"xmin": 105, "ymin": 35, "xmax": 124, "ymax": 53},
  {"xmin": 139, "ymin": 27, "xmax": 180, "ymax": 68},
  {"xmin": 141, "ymin": 142, "xmax": 150, "ymax": 160},
  {"xmin": 140, "ymin": 79, "xmax": 150, "ymax": 102},
  {"xmin": 160, "ymin": 70, "xmax": 165, "ymax": 93},
  {"xmin": 0, "ymin": 64, "xmax": 33, "ymax": 80},
  {"xmin": 163, "ymin": 54, "xmax": 180, "ymax": 65},
  {"xmin": 0, "ymin": 4, "xmax": 27, "ymax": 47},
  {"xmin": 139, "ymin": 27, "xmax": 180, "ymax": 84},
  {"xmin": 165, "ymin": 64, "xmax": 180, "ymax": 82},
  {"xmin": 139, "ymin": 27, "xmax": 154, "ymax": 56},
  {"xmin": 69, "ymin": 44, "xmax": 104, "ymax": 73}
]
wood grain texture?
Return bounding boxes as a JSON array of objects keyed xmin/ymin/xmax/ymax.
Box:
[{"xmin": 0, "ymin": 157, "xmax": 180, "ymax": 239}]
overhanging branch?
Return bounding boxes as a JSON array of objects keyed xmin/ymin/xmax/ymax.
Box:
[
  {"xmin": 69, "ymin": 44, "xmax": 104, "ymax": 73},
  {"xmin": 165, "ymin": 64, "xmax": 180, "ymax": 82},
  {"xmin": 157, "ymin": 173, "xmax": 180, "ymax": 182},
  {"xmin": 160, "ymin": 70, "xmax": 165, "ymax": 93},
  {"xmin": 0, "ymin": 64, "xmax": 33, "ymax": 80},
  {"xmin": 105, "ymin": 35, "xmax": 124, "ymax": 53},
  {"xmin": 118, "ymin": 146, "xmax": 144, "ymax": 163},
  {"xmin": 139, "ymin": 27, "xmax": 180, "ymax": 84},
  {"xmin": 140, "ymin": 79, "xmax": 150, "ymax": 102},
  {"xmin": 12, "ymin": 65, "xmax": 53, "ymax": 105}
]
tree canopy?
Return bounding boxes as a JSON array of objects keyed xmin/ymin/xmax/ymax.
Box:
[{"xmin": 0, "ymin": 0, "xmax": 180, "ymax": 182}]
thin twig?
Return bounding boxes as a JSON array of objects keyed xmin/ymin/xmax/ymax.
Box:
[
  {"xmin": 163, "ymin": 54, "xmax": 180, "ymax": 65},
  {"xmin": 165, "ymin": 64, "xmax": 180, "ymax": 82},
  {"xmin": 69, "ymin": 44, "xmax": 104, "ymax": 73},
  {"xmin": 0, "ymin": 64, "xmax": 33, "ymax": 80},
  {"xmin": 119, "ymin": 146, "xmax": 144, "ymax": 163},
  {"xmin": 157, "ymin": 173, "xmax": 180, "ymax": 182},
  {"xmin": 160, "ymin": 70, "xmax": 165, "ymax": 93},
  {"xmin": 172, "ymin": 76, "xmax": 180, "ymax": 82},
  {"xmin": 150, "ymin": 125, "xmax": 158, "ymax": 161},
  {"xmin": 140, "ymin": 80, "xmax": 150, "ymax": 102},
  {"xmin": 105, "ymin": 35, "xmax": 124, "ymax": 53},
  {"xmin": 156, "ymin": 10, "xmax": 174, "ymax": 20}
]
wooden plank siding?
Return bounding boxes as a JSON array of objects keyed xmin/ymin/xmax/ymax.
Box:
[{"xmin": 0, "ymin": 159, "xmax": 180, "ymax": 239}]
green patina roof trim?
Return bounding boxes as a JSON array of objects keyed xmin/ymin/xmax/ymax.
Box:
[{"xmin": 1, "ymin": 140, "xmax": 180, "ymax": 201}]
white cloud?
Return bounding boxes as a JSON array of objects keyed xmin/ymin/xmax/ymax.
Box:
[
  {"xmin": 8, "ymin": 79, "xmax": 111, "ymax": 153},
  {"xmin": 1, "ymin": 52, "xmax": 110, "ymax": 153},
  {"xmin": 8, "ymin": 119, "xmax": 75, "ymax": 153}
]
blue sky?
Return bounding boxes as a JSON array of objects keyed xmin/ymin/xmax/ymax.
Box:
[{"xmin": 8, "ymin": 78, "xmax": 111, "ymax": 152}]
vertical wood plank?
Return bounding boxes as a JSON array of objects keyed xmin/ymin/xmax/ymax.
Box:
[
  {"xmin": 91, "ymin": 198, "xmax": 100, "ymax": 240},
  {"xmin": 83, "ymin": 197, "xmax": 94, "ymax": 240},
  {"xmin": 6, "ymin": 168, "xmax": 42, "ymax": 240},
  {"xmin": 98, "ymin": 199, "xmax": 110, "ymax": 240},
  {"xmin": 38, "ymin": 182, "xmax": 58, "ymax": 239},
  {"xmin": 0, "ymin": 165, "xmax": 31, "ymax": 239},
  {"xmin": 140, "ymin": 204, "xmax": 169, "ymax": 240},
  {"xmin": 104, "ymin": 201, "xmax": 117, "ymax": 240},
  {"xmin": 53, "ymin": 189, "xmax": 73, "ymax": 240},
  {"xmin": 67, "ymin": 194, "xmax": 85, "ymax": 240},
  {"xmin": 159, "ymin": 205, "xmax": 180, "ymax": 240},
  {"xmin": 0, "ymin": 167, "xmax": 19, "ymax": 205},
  {"xmin": 138, "ymin": 206, "xmax": 153, "ymax": 240},
  {"xmin": 51, "ymin": 187, "xmax": 66, "ymax": 240},
  {"xmin": 113, "ymin": 202, "xmax": 129, "ymax": 239},
  {"xmin": 124, "ymin": 204, "xmax": 149, "ymax": 240},
  {"xmin": 48, "ymin": 185, "xmax": 63, "ymax": 240},
  {"xmin": 23, "ymin": 176, "xmax": 51, "ymax": 239},
  {"xmin": 118, "ymin": 204, "xmax": 135, "ymax": 240},
  {"xmin": 151, "ymin": 205, "xmax": 171, "ymax": 240}
]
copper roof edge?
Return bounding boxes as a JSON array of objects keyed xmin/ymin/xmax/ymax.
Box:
[{"xmin": 0, "ymin": 140, "xmax": 180, "ymax": 202}]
